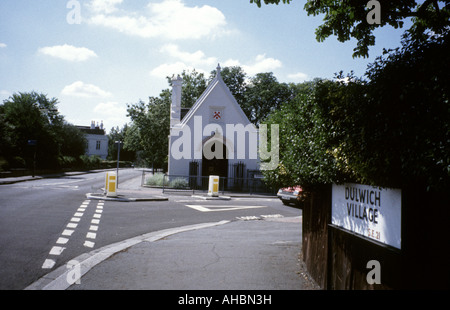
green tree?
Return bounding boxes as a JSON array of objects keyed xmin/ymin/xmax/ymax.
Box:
[
  {"xmin": 262, "ymin": 79, "xmax": 343, "ymax": 189},
  {"xmin": 322, "ymin": 30, "xmax": 450, "ymax": 190},
  {"xmin": 167, "ymin": 69, "xmax": 207, "ymax": 109},
  {"xmin": 251, "ymin": 0, "xmax": 450, "ymax": 58},
  {"xmin": 209, "ymin": 66, "xmax": 248, "ymax": 107},
  {"xmin": 107, "ymin": 124, "xmax": 136, "ymax": 162},
  {"xmin": 58, "ymin": 122, "xmax": 87, "ymax": 158},
  {"xmin": 244, "ymin": 72, "xmax": 294, "ymax": 124},
  {"xmin": 1, "ymin": 91, "xmax": 87, "ymax": 171},
  {"xmin": 1, "ymin": 92, "xmax": 60, "ymax": 169},
  {"xmin": 126, "ymin": 91, "xmax": 171, "ymax": 170},
  {"xmin": 263, "ymin": 30, "xmax": 450, "ymax": 192}
]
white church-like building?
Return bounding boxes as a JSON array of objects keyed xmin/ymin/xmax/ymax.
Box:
[{"xmin": 167, "ymin": 65, "xmax": 262, "ymax": 188}]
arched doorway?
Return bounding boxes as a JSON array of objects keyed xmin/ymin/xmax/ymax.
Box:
[{"xmin": 202, "ymin": 140, "xmax": 228, "ymax": 178}]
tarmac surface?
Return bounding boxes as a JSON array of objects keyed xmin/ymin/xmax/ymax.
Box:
[{"xmin": 11, "ymin": 169, "xmax": 320, "ymax": 290}]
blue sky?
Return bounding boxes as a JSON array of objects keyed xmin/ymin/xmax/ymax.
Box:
[{"xmin": 0, "ymin": 0, "xmax": 410, "ymax": 132}]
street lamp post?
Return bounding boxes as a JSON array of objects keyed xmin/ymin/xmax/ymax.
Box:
[{"xmin": 115, "ymin": 141, "xmax": 122, "ymax": 188}]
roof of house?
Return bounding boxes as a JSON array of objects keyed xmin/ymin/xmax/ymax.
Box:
[{"xmin": 178, "ymin": 64, "xmax": 255, "ymax": 130}]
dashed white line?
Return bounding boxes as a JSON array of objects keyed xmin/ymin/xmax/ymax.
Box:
[
  {"xmin": 56, "ymin": 237, "xmax": 69, "ymax": 245},
  {"xmin": 83, "ymin": 241, "xmax": 95, "ymax": 248},
  {"xmin": 42, "ymin": 259, "xmax": 56, "ymax": 269},
  {"xmin": 41, "ymin": 199, "xmax": 107, "ymax": 269},
  {"xmin": 83, "ymin": 200, "xmax": 105, "ymax": 249},
  {"xmin": 49, "ymin": 246, "xmax": 65, "ymax": 255},
  {"xmin": 62, "ymin": 229, "xmax": 75, "ymax": 236},
  {"xmin": 86, "ymin": 232, "xmax": 97, "ymax": 239},
  {"xmin": 41, "ymin": 200, "xmax": 91, "ymax": 269}
]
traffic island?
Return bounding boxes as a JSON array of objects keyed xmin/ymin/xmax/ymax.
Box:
[{"xmin": 191, "ymin": 194, "xmax": 231, "ymax": 200}]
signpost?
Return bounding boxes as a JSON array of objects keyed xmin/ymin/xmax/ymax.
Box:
[{"xmin": 331, "ymin": 183, "xmax": 402, "ymax": 249}]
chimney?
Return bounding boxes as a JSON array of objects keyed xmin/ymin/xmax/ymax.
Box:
[
  {"xmin": 90, "ymin": 120, "xmax": 95, "ymax": 129},
  {"xmin": 100, "ymin": 120, "xmax": 104, "ymax": 130},
  {"xmin": 170, "ymin": 74, "xmax": 183, "ymax": 127}
]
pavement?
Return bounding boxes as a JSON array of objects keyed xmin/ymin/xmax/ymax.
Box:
[{"xmin": 4, "ymin": 170, "xmax": 320, "ymax": 290}]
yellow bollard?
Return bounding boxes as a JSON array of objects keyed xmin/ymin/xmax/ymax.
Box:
[
  {"xmin": 208, "ymin": 175, "xmax": 219, "ymax": 197},
  {"xmin": 106, "ymin": 172, "xmax": 117, "ymax": 197}
]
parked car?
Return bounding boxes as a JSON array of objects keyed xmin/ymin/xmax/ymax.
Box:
[{"xmin": 277, "ymin": 185, "xmax": 306, "ymax": 207}]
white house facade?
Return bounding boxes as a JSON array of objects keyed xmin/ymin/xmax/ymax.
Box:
[
  {"xmin": 168, "ymin": 65, "xmax": 260, "ymax": 183},
  {"xmin": 77, "ymin": 121, "xmax": 109, "ymax": 160}
]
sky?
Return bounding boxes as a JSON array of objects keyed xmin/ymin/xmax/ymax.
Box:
[{"xmin": 0, "ymin": 0, "xmax": 411, "ymax": 133}]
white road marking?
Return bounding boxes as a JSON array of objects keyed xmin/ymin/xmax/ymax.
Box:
[
  {"xmin": 86, "ymin": 232, "xmax": 96, "ymax": 239},
  {"xmin": 84, "ymin": 241, "xmax": 95, "ymax": 248},
  {"xmin": 56, "ymin": 237, "xmax": 69, "ymax": 245},
  {"xmin": 236, "ymin": 216, "xmax": 261, "ymax": 221},
  {"xmin": 261, "ymin": 214, "xmax": 284, "ymax": 219},
  {"xmin": 42, "ymin": 199, "xmax": 98, "ymax": 269},
  {"xmin": 185, "ymin": 204, "xmax": 267, "ymax": 212},
  {"xmin": 49, "ymin": 246, "xmax": 65, "ymax": 255},
  {"xmin": 62, "ymin": 229, "xmax": 74, "ymax": 236},
  {"xmin": 42, "ymin": 259, "xmax": 56, "ymax": 269}
]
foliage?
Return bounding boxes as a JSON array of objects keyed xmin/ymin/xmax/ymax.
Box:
[
  {"xmin": 262, "ymin": 79, "xmax": 344, "ymax": 189},
  {"xmin": 145, "ymin": 172, "xmax": 165, "ymax": 186},
  {"xmin": 126, "ymin": 92, "xmax": 171, "ymax": 170},
  {"xmin": 263, "ymin": 31, "xmax": 450, "ymax": 191},
  {"xmin": 243, "ymin": 72, "xmax": 295, "ymax": 124},
  {"xmin": 167, "ymin": 69, "xmax": 207, "ymax": 109},
  {"xmin": 0, "ymin": 91, "xmax": 86, "ymax": 170},
  {"xmin": 107, "ymin": 125, "xmax": 136, "ymax": 162},
  {"xmin": 329, "ymin": 30, "xmax": 450, "ymax": 190},
  {"xmin": 169, "ymin": 177, "xmax": 189, "ymax": 189},
  {"xmin": 251, "ymin": 0, "xmax": 450, "ymax": 58}
]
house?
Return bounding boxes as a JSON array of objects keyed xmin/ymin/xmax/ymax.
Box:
[
  {"xmin": 168, "ymin": 64, "xmax": 261, "ymax": 185},
  {"xmin": 77, "ymin": 121, "xmax": 109, "ymax": 159}
]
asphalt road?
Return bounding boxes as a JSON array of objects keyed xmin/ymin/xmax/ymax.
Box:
[{"xmin": 0, "ymin": 169, "xmax": 301, "ymax": 290}]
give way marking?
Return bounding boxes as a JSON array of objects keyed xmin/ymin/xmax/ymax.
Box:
[{"xmin": 185, "ymin": 204, "xmax": 267, "ymax": 212}]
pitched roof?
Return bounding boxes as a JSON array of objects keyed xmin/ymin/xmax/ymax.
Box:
[{"xmin": 178, "ymin": 64, "xmax": 254, "ymax": 129}]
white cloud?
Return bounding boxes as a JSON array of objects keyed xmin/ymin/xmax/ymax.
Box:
[
  {"xmin": 93, "ymin": 101, "xmax": 130, "ymax": 128},
  {"xmin": 160, "ymin": 44, "xmax": 217, "ymax": 67},
  {"xmin": 150, "ymin": 62, "xmax": 205, "ymax": 78},
  {"xmin": 151, "ymin": 48, "xmax": 284, "ymax": 79},
  {"xmin": 94, "ymin": 101, "xmax": 126, "ymax": 115},
  {"xmin": 38, "ymin": 44, "xmax": 97, "ymax": 62},
  {"xmin": 224, "ymin": 54, "xmax": 283, "ymax": 76},
  {"xmin": 287, "ymin": 72, "xmax": 309, "ymax": 82},
  {"xmin": 86, "ymin": 0, "xmax": 228, "ymax": 40},
  {"xmin": 150, "ymin": 44, "xmax": 216, "ymax": 78},
  {"xmin": 61, "ymin": 81, "xmax": 112, "ymax": 98},
  {"xmin": 0, "ymin": 43, "xmax": 6, "ymax": 48}
]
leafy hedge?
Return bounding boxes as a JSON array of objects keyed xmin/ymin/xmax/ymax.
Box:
[{"xmin": 263, "ymin": 31, "xmax": 450, "ymax": 191}]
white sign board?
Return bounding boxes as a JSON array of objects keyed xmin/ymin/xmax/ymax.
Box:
[{"xmin": 332, "ymin": 183, "xmax": 402, "ymax": 249}]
